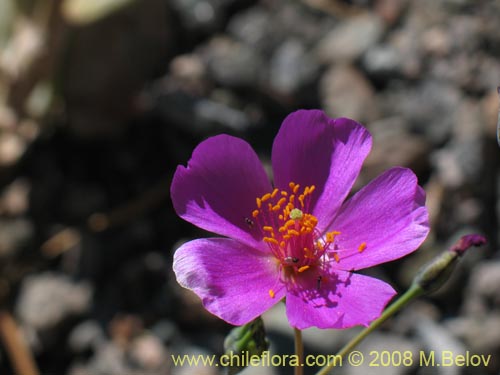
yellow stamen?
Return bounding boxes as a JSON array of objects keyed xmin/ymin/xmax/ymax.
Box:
[
  {"xmin": 298, "ymin": 265, "xmax": 310, "ymax": 273},
  {"xmin": 256, "ymin": 198, "xmax": 262, "ymax": 209},
  {"xmin": 263, "ymin": 226, "xmax": 274, "ymax": 232},
  {"xmin": 269, "ymin": 289, "xmax": 275, "ymax": 298},
  {"xmin": 358, "ymin": 242, "xmax": 367, "ymax": 253},
  {"xmin": 333, "ymin": 253, "xmax": 340, "ymax": 262},
  {"xmin": 252, "ymin": 210, "xmax": 259, "ymax": 218},
  {"xmin": 264, "ymin": 237, "xmax": 279, "ymax": 245},
  {"xmin": 271, "ymin": 188, "xmax": 279, "ymax": 198},
  {"xmin": 262, "ymin": 193, "xmax": 272, "ymax": 202}
]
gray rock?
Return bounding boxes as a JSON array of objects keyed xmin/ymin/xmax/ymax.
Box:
[
  {"xmin": 431, "ymin": 100, "xmax": 483, "ymax": 188},
  {"xmin": 362, "ymin": 44, "xmax": 403, "ymax": 79},
  {"xmin": 68, "ymin": 320, "xmax": 106, "ymax": 353},
  {"xmin": 200, "ymin": 36, "xmax": 264, "ymax": 87},
  {"xmin": 0, "ymin": 178, "xmax": 30, "ymax": 216},
  {"xmin": 0, "ymin": 132, "xmax": 26, "ymax": 167},
  {"xmin": 0, "ymin": 218, "xmax": 33, "ymax": 257},
  {"xmin": 16, "ymin": 272, "xmax": 92, "ymax": 331},
  {"xmin": 227, "ymin": 6, "xmax": 272, "ymax": 52},
  {"xmin": 463, "ymin": 261, "xmax": 500, "ymax": 316},
  {"xmin": 170, "ymin": 0, "xmax": 221, "ymax": 31},
  {"xmin": 316, "ymin": 14, "xmax": 385, "ymax": 63},
  {"xmin": 414, "ymin": 316, "xmax": 466, "ymax": 375},
  {"xmin": 320, "ymin": 65, "xmax": 377, "ymax": 124},
  {"xmin": 129, "ymin": 334, "xmax": 169, "ymax": 371},
  {"xmin": 446, "ymin": 315, "xmax": 500, "ymax": 354},
  {"xmin": 229, "ymin": 2, "xmax": 332, "ymax": 54},
  {"xmin": 382, "ymin": 81, "xmax": 462, "ymax": 144},
  {"xmin": 85, "ymin": 342, "xmax": 131, "ymax": 375},
  {"xmin": 194, "ymin": 98, "xmax": 251, "ymax": 132},
  {"xmin": 151, "ymin": 320, "xmax": 181, "ymax": 345},
  {"xmin": 268, "ymin": 39, "xmax": 319, "ymax": 94},
  {"xmin": 363, "ymin": 116, "xmax": 431, "ymax": 179}
]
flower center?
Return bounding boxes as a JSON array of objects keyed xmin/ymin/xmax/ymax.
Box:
[{"xmin": 251, "ymin": 182, "xmax": 340, "ymax": 272}]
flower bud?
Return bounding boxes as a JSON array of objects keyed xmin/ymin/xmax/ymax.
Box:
[
  {"xmin": 223, "ymin": 317, "xmax": 269, "ymax": 375},
  {"xmin": 412, "ymin": 234, "xmax": 487, "ymax": 293}
]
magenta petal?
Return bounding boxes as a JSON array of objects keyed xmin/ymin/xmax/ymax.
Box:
[
  {"xmin": 171, "ymin": 135, "xmax": 272, "ymax": 248},
  {"xmin": 331, "ymin": 167, "xmax": 429, "ymax": 271},
  {"xmin": 272, "ymin": 110, "xmax": 372, "ymax": 232},
  {"xmin": 286, "ymin": 270, "xmax": 396, "ymax": 329},
  {"xmin": 173, "ymin": 238, "xmax": 284, "ymax": 326}
]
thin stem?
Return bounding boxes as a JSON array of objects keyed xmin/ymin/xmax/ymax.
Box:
[
  {"xmin": 0, "ymin": 310, "xmax": 40, "ymax": 375},
  {"xmin": 315, "ymin": 284, "xmax": 424, "ymax": 375},
  {"xmin": 294, "ymin": 327, "xmax": 304, "ymax": 375}
]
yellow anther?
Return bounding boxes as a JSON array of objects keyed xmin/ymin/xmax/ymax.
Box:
[
  {"xmin": 358, "ymin": 242, "xmax": 367, "ymax": 253},
  {"xmin": 298, "ymin": 265, "xmax": 310, "ymax": 273},
  {"xmin": 256, "ymin": 198, "xmax": 262, "ymax": 209},
  {"xmin": 289, "ymin": 194, "xmax": 295, "ymax": 203},
  {"xmin": 281, "ymin": 191, "xmax": 288, "ymax": 196},
  {"xmin": 277, "ymin": 197, "xmax": 287, "ymax": 207},
  {"xmin": 280, "ymin": 241, "xmax": 285, "ymax": 248},
  {"xmin": 264, "ymin": 237, "xmax": 279, "ymax": 245},
  {"xmin": 262, "ymin": 193, "xmax": 272, "ymax": 202},
  {"xmin": 252, "ymin": 210, "xmax": 259, "ymax": 218},
  {"xmin": 269, "ymin": 289, "xmax": 275, "ymax": 298},
  {"xmin": 308, "ymin": 185, "xmax": 316, "ymax": 194},
  {"xmin": 316, "ymin": 241, "xmax": 324, "ymax": 251},
  {"xmin": 293, "ymin": 184, "xmax": 300, "ymax": 194},
  {"xmin": 272, "ymin": 205, "xmax": 281, "ymax": 211},
  {"xmin": 288, "ymin": 229, "xmax": 300, "ymax": 236},
  {"xmin": 333, "ymin": 253, "xmax": 340, "ymax": 262},
  {"xmin": 298, "ymin": 195, "xmax": 305, "ymax": 207},
  {"xmin": 271, "ymin": 188, "xmax": 279, "ymax": 198},
  {"xmin": 289, "ymin": 182, "xmax": 296, "ymax": 189},
  {"xmin": 263, "ymin": 226, "xmax": 274, "ymax": 232},
  {"xmin": 326, "ymin": 232, "xmax": 334, "ymax": 243}
]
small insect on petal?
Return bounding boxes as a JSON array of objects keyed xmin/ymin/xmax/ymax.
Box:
[
  {"xmin": 316, "ymin": 275, "xmax": 322, "ymax": 290},
  {"xmin": 284, "ymin": 256, "xmax": 299, "ymax": 264}
]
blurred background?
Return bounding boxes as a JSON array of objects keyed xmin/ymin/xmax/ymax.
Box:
[{"xmin": 0, "ymin": 0, "xmax": 499, "ymax": 374}]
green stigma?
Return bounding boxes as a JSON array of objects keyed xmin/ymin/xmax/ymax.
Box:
[{"xmin": 289, "ymin": 208, "xmax": 303, "ymax": 220}]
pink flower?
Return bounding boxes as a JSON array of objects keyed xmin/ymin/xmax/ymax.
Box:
[{"xmin": 171, "ymin": 110, "xmax": 429, "ymax": 329}]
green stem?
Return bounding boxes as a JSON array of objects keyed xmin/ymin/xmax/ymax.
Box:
[
  {"xmin": 315, "ymin": 284, "xmax": 424, "ymax": 375},
  {"xmin": 294, "ymin": 327, "xmax": 304, "ymax": 375}
]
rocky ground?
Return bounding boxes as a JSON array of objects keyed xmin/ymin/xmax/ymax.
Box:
[{"xmin": 0, "ymin": 0, "xmax": 499, "ymax": 374}]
